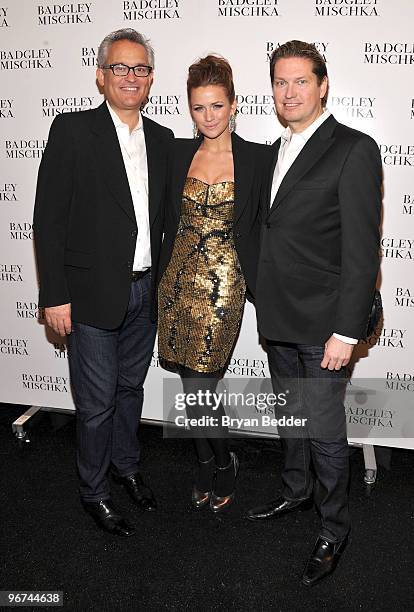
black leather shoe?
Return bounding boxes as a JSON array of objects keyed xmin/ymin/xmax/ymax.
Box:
[
  {"xmin": 112, "ymin": 472, "xmax": 157, "ymax": 512},
  {"xmin": 302, "ymin": 536, "xmax": 348, "ymax": 586},
  {"xmin": 246, "ymin": 495, "xmax": 313, "ymax": 521},
  {"xmin": 82, "ymin": 499, "xmax": 136, "ymax": 537}
]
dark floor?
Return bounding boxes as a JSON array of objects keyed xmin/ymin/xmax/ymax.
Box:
[{"xmin": 1, "ymin": 403, "xmax": 413, "ymax": 612}]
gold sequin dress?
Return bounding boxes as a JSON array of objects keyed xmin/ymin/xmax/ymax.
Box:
[{"xmin": 158, "ymin": 177, "xmax": 246, "ymax": 373}]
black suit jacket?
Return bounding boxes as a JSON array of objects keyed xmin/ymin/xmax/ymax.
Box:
[
  {"xmin": 34, "ymin": 101, "xmax": 173, "ymax": 329},
  {"xmin": 157, "ymin": 132, "xmax": 270, "ymax": 297},
  {"xmin": 256, "ymin": 115, "xmax": 382, "ymax": 344}
]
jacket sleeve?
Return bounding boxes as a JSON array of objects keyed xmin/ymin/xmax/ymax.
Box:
[
  {"xmin": 33, "ymin": 114, "xmax": 75, "ymax": 308},
  {"xmin": 334, "ymin": 135, "xmax": 382, "ymax": 338}
]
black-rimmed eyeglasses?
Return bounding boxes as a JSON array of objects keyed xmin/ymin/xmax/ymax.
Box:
[{"xmin": 102, "ymin": 63, "xmax": 153, "ymax": 77}]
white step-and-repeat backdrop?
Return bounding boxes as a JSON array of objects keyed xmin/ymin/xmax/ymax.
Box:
[{"xmin": 1, "ymin": 0, "xmax": 413, "ymax": 447}]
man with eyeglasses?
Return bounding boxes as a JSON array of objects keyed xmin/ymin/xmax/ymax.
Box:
[{"xmin": 34, "ymin": 28, "xmax": 173, "ymax": 537}]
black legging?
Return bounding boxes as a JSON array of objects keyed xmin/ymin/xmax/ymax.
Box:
[{"xmin": 178, "ymin": 365, "xmax": 231, "ymax": 468}]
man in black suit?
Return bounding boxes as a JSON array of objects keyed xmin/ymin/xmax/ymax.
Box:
[
  {"xmin": 247, "ymin": 41, "xmax": 381, "ymax": 584},
  {"xmin": 34, "ymin": 28, "xmax": 173, "ymax": 536}
]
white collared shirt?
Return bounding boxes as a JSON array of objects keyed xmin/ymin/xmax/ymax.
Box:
[
  {"xmin": 270, "ymin": 109, "xmax": 357, "ymax": 345},
  {"xmin": 270, "ymin": 110, "xmax": 331, "ymax": 205},
  {"xmin": 106, "ymin": 100, "xmax": 151, "ymax": 272}
]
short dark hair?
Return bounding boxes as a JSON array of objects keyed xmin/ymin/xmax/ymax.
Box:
[
  {"xmin": 187, "ymin": 55, "xmax": 235, "ymax": 103},
  {"xmin": 269, "ymin": 40, "xmax": 328, "ymax": 105}
]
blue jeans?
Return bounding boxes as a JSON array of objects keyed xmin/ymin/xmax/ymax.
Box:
[
  {"xmin": 67, "ymin": 273, "xmax": 156, "ymax": 502},
  {"xmin": 267, "ymin": 341, "xmax": 350, "ymax": 543}
]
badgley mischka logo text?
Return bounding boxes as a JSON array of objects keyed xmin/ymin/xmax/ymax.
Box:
[
  {"xmin": 364, "ymin": 42, "xmax": 414, "ymax": 64},
  {"xmin": 266, "ymin": 41, "xmax": 329, "ymax": 63},
  {"xmin": 330, "ymin": 96, "xmax": 375, "ymax": 119},
  {"xmin": 219, "ymin": 0, "xmax": 279, "ymax": 17},
  {"xmin": 0, "ymin": 264, "xmax": 23, "ymax": 281},
  {"xmin": 81, "ymin": 47, "xmax": 96, "ymax": 67},
  {"xmin": 0, "ymin": 49, "xmax": 53, "ymax": 70},
  {"xmin": 5, "ymin": 140, "xmax": 46, "ymax": 159},
  {"xmin": 22, "ymin": 373, "xmax": 68, "ymax": 392},
  {"xmin": 381, "ymin": 237, "xmax": 413, "ymax": 260},
  {"xmin": 403, "ymin": 194, "xmax": 414, "ymax": 215},
  {"xmin": 0, "ymin": 182, "xmax": 17, "ymax": 203},
  {"xmin": 315, "ymin": 0, "xmax": 379, "ymax": 17},
  {"xmin": 10, "ymin": 222, "xmax": 33, "ymax": 240},
  {"xmin": 0, "ymin": 338, "xmax": 29, "ymax": 356},
  {"xmin": 394, "ymin": 288, "xmax": 414, "ymax": 308},
  {"xmin": 142, "ymin": 95, "xmax": 181, "ymax": 117},
  {"xmin": 0, "ymin": 7, "xmax": 9, "ymax": 27},
  {"xmin": 0, "ymin": 98, "xmax": 14, "ymax": 118},
  {"xmin": 379, "ymin": 144, "xmax": 414, "ymax": 166},
  {"xmin": 41, "ymin": 96, "xmax": 95, "ymax": 117},
  {"xmin": 123, "ymin": 0, "xmax": 180, "ymax": 20},
  {"xmin": 37, "ymin": 3, "xmax": 93, "ymax": 25}
]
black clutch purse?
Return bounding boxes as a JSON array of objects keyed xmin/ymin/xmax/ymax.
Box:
[{"xmin": 366, "ymin": 289, "xmax": 383, "ymax": 338}]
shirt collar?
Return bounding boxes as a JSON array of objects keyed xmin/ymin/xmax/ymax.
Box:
[
  {"xmin": 281, "ymin": 109, "xmax": 331, "ymax": 146},
  {"xmin": 106, "ymin": 100, "xmax": 143, "ymax": 133}
]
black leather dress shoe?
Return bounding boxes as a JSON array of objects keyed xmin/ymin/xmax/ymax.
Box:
[
  {"xmin": 112, "ymin": 472, "xmax": 157, "ymax": 512},
  {"xmin": 246, "ymin": 495, "xmax": 313, "ymax": 521},
  {"xmin": 302, "ymin": 536, "xmax": 348, "ymax": 586},
  {"xmin": 82, "ymin": 499, "xmax": 136, "ymax": 537}
]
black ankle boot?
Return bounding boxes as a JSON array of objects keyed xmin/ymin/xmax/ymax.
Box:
[{"xmin": 192, "ymin": 455, "xmax": 215, "ymax": 510}]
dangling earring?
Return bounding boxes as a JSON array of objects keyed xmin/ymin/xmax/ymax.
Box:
[
  {"xmin": 229, "ymin": 114, "xmax": 236, "ymax": 133},
  {"xmin": 193, "ymin": 122, "xmax": 199, "ymax": 139}
]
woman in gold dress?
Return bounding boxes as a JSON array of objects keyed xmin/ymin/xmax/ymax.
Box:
[{"xmin": 157, "ymin": 56, "xmax": 269, "ymax": 512}]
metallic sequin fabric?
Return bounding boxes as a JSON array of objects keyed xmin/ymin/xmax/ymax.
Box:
[{"xmin": 158, "ymin": 177, "xmax": 246, "ymax": 373}]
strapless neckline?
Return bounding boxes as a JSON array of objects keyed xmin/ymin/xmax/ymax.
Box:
[{"xmin": 186, "ymin": 176, "xmax": 234, "ymax": 187}]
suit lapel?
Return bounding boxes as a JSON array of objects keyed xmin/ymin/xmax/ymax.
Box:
[
  {"xmin": 268, "ymin": 115, "xmax": 337, "ymax": 216},
  {"xmin": 232, "ymin": 132, "xmax": 254, "ymax": 224},
  {"xmin": 266, "ymin": 139, "xmax": 281, "ymax": 213},
  {"xmin": 91, "ymin": 102, "xmax": 136, "ymax": 223},
  {"xmin": 143, "ymin": 117, "xmax": 165, "ymax": 227}
]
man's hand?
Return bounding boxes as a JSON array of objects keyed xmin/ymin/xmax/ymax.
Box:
[
  {"xmin": 320, "ymin": 335, "xmax": 353, "ymax": 370},
  {"xmin": 44, "ymin": 303, "xmax": 72, "ymax": 337}
]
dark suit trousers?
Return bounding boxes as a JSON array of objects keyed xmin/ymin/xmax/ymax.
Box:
[
  {"xmin": 267, "ymin": 341, "xmax": 350, "ymax": 543},
  {"xmin": 67, "ymin": 273, "xmax": 156, "ymax": 502}
]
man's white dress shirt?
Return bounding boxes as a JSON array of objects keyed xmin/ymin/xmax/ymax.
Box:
[{"xmin": 107, "ymin": 101, "xmax": 151, "ymax": 272}]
